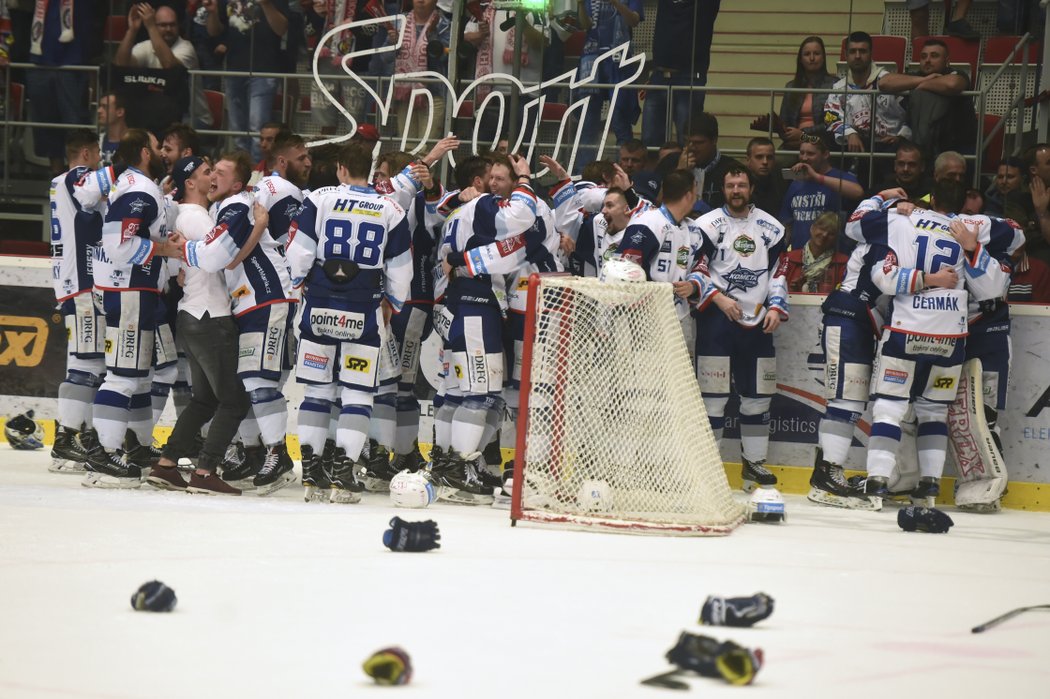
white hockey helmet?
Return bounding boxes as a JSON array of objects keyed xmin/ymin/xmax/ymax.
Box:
[
  {"xmin": 746, "ymin": 487, "xmax": 786, "ymax": 523},
  {"xmin": 598, "ymin": 255, "xmax": 646, "ymax": 284},
  {"xmin": 5, "ymin": 410, "xmax": 44, "ymax": 450},
  {"xmin": 389, "ymin": 469, "xmax": 437, "ymax": 509}
]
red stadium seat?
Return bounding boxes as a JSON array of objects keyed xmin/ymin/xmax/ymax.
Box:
[
  {"xmin": 982, "ymin": 36, "xmax": 1041, "ymax": 65},
  {"xmin": 8, "ymin": 82, "xmax": 23, "ymax": 121},
  {"xmin": 104, "ymin": 15, "xmax": 127, "ymax": 42},
  {"xmin": 981, "ymin": 114, "xmax": 1005, "ymax": 174},
  {"xmin": 203, "ymin": 89, "xmax": 224, "ymax": 130},
  {"xmin": 911, "ymin": 35, "xmax": 978, "ymax": 77},
  {"xmin": 563, "ymin": 32, "xmax": 586, "ymax": 59}
]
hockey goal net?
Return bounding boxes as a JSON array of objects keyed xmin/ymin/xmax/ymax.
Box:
[{"xmin": 511, "ymin": 274, "xmax": 746, "ymax": 535}]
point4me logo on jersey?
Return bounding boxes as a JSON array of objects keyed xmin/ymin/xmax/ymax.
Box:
[
  {"xmin": 0, "ymin": 316, "xmax": 49, "ymax": 367},
  {"xmin": 310, "ymin": 309, "xmax": 366, "ymax": 341}
]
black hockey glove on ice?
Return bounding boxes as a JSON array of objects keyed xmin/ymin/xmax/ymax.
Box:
[
  {"xmin": 700, "ymin": 592, "xmax": 775, "ymax": 627},
  {"xmin": 383, "ymin": 516, "xmax": 441, "ymax": 552},
  {"xmin": 665, "ymin": 632, "xmax": 764, "ymax": 686}
]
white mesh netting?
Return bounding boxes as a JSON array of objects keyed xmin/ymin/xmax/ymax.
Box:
[{"xmin": 514, "ymin": 276, "xmax": 746, "ymax": 535}]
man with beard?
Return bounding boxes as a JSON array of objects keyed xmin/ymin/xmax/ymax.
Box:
[
  {"xmin": 545, "ymin": 155, "xmax": 648, "ymax": 278},
  {"xmin": 253, "ymin": 132, "xmax": 312, "ymax": 244},
  {"xmin": 84, "ymin": 130, "xmax": 183, "ymax": 488},
  {"xmin": 677, "ymin": 166, "xmax": 789, "ymax": 492},
  {"xmin": 176, "ymin": 152, "xmax": 298, "ymax": 496},
  {"xmin": 146, "ymin": 156, "xmax": 251, "ymax": 495},
  {"xmin": 160, "ymin": 124, "xmax": 202, "ymax": 182}
]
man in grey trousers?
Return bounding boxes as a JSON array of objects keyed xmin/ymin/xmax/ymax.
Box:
[{"xmin": 145, "ymin": 156, "xmax": 251, "ymax": 495}]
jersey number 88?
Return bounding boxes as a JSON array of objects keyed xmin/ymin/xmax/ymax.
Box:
[{"xmin": 324, "ymin": 219, "xmax": 385, "ymax": 265}]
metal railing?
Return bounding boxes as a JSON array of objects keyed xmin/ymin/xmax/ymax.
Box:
[{"xmin": 0, "ymin": 33, "xmax": 1042, "ymax": 233}]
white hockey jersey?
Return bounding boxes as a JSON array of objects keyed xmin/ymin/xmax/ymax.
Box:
[
  {"xmin": 182, "ymin": 191, "xmax": 295, "ymax": 316},
  {"xmin": 286, "ymin": 183, "xmax": 413, "ymax": 312},
  {"xmin": 73, "ymin": 164, "xmax": 118, "ymax": 217},
  {"xmin": 95, "ymin": 167, "xmax": 169, "ymax": 292},
  {"xmin": 687, "ymin": 205, "xmax": 790, "ymax": 327},
  {"xmin": 437, "ymin": 183, "xmax": 538, "ymax": 309},
  {"xmin": 253, "ymin": 173, "xmax": 305, "ymax": 244},
  {"xmin": 51, "ymin": 166, "xmax": 103, "ymax": 302},
  {"xmin": 953, "ymin": 213, "xmax": 1025, "ymax": 325},
  {"xmin": 857, "ymin": 208, "xmax": 969, "ymax": 338}
]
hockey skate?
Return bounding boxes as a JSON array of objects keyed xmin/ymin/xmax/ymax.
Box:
[
  {"xmin": 83, "ymin": 449, "xmax": 143, "ymax": 489},
  {"xmin": 223, "ymin": 444, "xmax": 264, "ymax": 491},
  {"xmin": 491, "ymin": 460, "xmax": 515, "ymax": 510},
  {"xmin": 49, "ymin": 426, "xmax": 89, "ymax": 474},
  {"xmin": 124, "ymin": 432, "xmax": 161, "ymax": 479},
  {"xmin": 806, "ymin": 449, "xmax": 880, "ymax": 511},
  {"xmin": 741, "ymin": 459, "xmax": 778, "ymax": 493},
  {"xmin": 855, "ymin": 475, "xmax": 889, "ymax": 511},
  {"xmin": 390, "ymin": 441, "xmax": 426, "ymax": 473},
  {"xmin": 329, "ymin": 446, "xmax": 364, "ymax": 504},
  {"xmin": 909, "ymin": 476, "xmax": 940, "ymax": 508},
  {"xmin": 253, "ymin": 443, "xmax": 296, "ymax": 496},
  {"xmin": 301, "ymin": 445, "xmax": 332, "ymax": 503},
  {"xmin": 360, "ymin": 439, "xmax": 398, "ymax": 492},
  {"xmin": 434, "ymin": 450, "xmax": 495, "ymax": 505}
]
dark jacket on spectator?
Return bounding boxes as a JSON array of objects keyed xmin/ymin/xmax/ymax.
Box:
[{"xmin": 779, "ymin": 73, "xmax": 837, "ymax": 136}]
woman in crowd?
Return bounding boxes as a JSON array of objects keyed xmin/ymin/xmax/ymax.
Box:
[
  {"xmin": 782, "ymin": 212, "xmax": 848, "ymax": 293},
  {"xmin": 779, "ymin": 36, "xmax": 837, "ymax": 152}
]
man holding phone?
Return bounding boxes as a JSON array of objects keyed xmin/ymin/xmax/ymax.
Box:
[{"xmin": 778, "ymin": 133, "xmax": 863, "ymax": 250}]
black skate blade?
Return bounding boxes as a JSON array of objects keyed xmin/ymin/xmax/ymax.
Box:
[{"xmin": 640, "ymin": 670, "xmax": 689, "ymax": 690}]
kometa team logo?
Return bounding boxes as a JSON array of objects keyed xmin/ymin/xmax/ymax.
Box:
[{"xmin": 722, "ymin": 265, "xmax": 763, "ymax": 294}]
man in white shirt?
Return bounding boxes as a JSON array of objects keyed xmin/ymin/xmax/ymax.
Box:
[
  {"xmin": 146, "ymin": 156, "xmax": 249, "ymax": 494},
  {"xmin": 114, "ymin": 3, "xmax": 211, "ymax": 128}
]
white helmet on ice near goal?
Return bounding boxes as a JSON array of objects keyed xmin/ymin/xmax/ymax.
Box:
[
  {"xmin": 746, "ymin": 487, "xmax": 785, "ymax": 523},
  {"xmin": 598, "ymin": 256, "xmax": 646, "ymax": 284},
  {"xmin": 390, "ymin": 469, "xmax": 437, "ymax": 509}
]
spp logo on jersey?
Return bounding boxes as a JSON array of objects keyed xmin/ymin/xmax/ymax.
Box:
[{"xmin": 0, "ymin": 315, "xmax": 49, "ymax": 368}]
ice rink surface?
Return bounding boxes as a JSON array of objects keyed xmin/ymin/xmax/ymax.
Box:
[{"xmin": 2, "ymin": 448, "xmax": 1049, "ymax": 699}]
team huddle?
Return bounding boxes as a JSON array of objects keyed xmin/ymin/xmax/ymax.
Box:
[{"xmin": 46, "ymin": 126, "xmax": 1023, "ymax": 512}]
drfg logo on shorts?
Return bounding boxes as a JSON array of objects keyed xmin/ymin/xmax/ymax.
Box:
[
  {"xmin": 265, "ymin": 325, "xmax": 282, "ymax": 360},
  {"xmin": 0, "ymin": 316, "xmax": 49, "ymax": 367},
  {"xmin": 345, "ymin": 356, "xmax": 370, "ymax": 372},
  {"xmin": 121, "ymin": 330, "xmax": 137, "ymax": 359}
]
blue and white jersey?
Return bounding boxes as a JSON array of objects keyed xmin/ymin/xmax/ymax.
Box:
[
  {"xmin": 437, "ymin": 184, "xmax": 538, "ymax": 309},
  {"xmin": 73, "ymin": 164, "xmax": 119, "ymax": 217},
  {"xmin": 953, "ymin": 213, "xmax": 1025, "ymax": 326},
  {"xmin": 382, "ymin": 164, "xmax": 447, "ymax": 305},
  {"xmin": 550, "ymin": 178, "xmax": 652, "ymax": 277},
  {"xmin": 286, "ymin": 184, "xmax": 412, "ymax": 312},
  {"xmin": 854, "ymin": 208, "xmax": 969, "ymax": 338},
  {"xmin": 95, "ymin": 167, "xmax": 168, "ymax": 292},
  {"xmin": 51, "ymin": 166, "xmax": 103, "ymax": 302},
  {"xmin": 687, "ymin": 205, "xmax": 789, "ymax": 327},
  {"xmin": 507, "ymin": 198, "xmax": 562, "ymax": 313},
  {"xmin": 253, "ymin": 173, "xmax": 305, "ymax": 245},
  {"xmin": 618, "ymin": 205, "xmax": 703, "ymax": 284},
  {"xmin": 182, "ymin": 191, "xmax": 294, "ymax": 316}
]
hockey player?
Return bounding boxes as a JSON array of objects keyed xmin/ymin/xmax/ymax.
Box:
[
  {"xmin": 49, "ymin": 130, "xmax": 105, "ymax": 474},
  {"xmin": 947, "ymin": 212, "xmax": 1024, "ymax": 512},
  {"xmin": 286, "ymin": 143, "xmax": 413, "ymax": 504},
  {"xmin": 853, "ymin": 179, "xmax": 982, "ymax": 505},
  {"xmin": 174, "ymin": 152, "xmax": 299, "ymax": 495},
  {"xmin": 543, "ymin": 156, "xmax": 650, "ymax": 278},
  {"xmin": 254, "ymin": 132, "xmax": 312, "ymax": 244},
  {"xmin": 86, "ymin": 129, "xmax": 182, "ymax": 487},
  {"xmin": 808, "ymin": 187, "xmax": 908, "ymax": 509},
  {"xmin": 617, "ymin": 169, "xmax": 702, "ymax": 297},
  {"xmin": 678, "ymin": 166, "xmax": 789, "ymax": 492},
  {"xmin": 433, "ymin": 153, "xmax": 538, "ymax": 504},
  {"xmin": 147, "ymin": 157, "xmax": 252, "ymax": 494},
  {"xmin": 359, "ymin": 139, "xmax": 462, "ymax": 490}
]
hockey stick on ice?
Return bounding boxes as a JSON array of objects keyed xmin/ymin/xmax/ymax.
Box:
[
  {"xmin": 971, "ymin": 604, "xmax": 1050, "ymax": 633},
  {"xmin": 639, "ymin": 669, "xmax": 689, "ymax": 690}
]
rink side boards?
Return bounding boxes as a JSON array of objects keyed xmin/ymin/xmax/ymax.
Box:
[{"xmin": 4, "ymin": 256, "xmax": 1049, "ymax": 512}]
